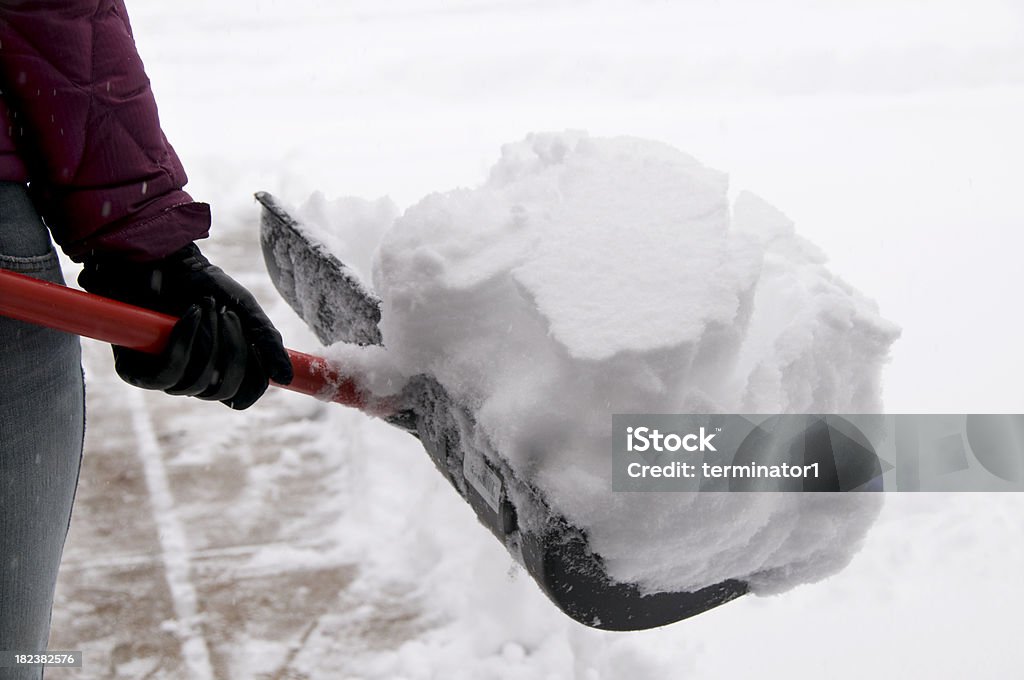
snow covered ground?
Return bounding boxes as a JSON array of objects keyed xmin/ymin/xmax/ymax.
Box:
[{"xmin": 43, "ymin": 1, "xmax": 1024, "ymax": 677}]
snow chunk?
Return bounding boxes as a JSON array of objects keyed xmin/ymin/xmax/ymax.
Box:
[
  {"xmin": 378, "ymin": 133, "xmax": 761, "ymax": 362},
  {"xmin": 322, "ymin": 132, "xmax": 899, "ymax": 595}
]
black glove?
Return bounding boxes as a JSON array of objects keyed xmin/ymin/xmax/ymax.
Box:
[{"xmin": 79, "ymin": 243, "xmax": 293, "ymax": 410}]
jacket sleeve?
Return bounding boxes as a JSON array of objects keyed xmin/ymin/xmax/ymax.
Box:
[{"xmin": 0, "ymin": 0, "xmax": 210, "ymax": 261}]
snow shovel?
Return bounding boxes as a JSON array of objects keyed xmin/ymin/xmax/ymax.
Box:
[{"xmin": 0, "ymin": 200, "xmax": 749, "ymax": 631}]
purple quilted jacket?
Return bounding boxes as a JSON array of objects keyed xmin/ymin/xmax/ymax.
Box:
[{"xmin": 0, "ymin": 0, "xmax": 209, "ymax": 261}]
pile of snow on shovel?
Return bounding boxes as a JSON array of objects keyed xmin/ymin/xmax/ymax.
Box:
[{"xmin": 298, "ymin": 131, "xmax": 900, "ymax": 595}]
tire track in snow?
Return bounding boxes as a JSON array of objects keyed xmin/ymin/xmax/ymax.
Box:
[{"xmin": 125, "ymin": 387, "xmax": 216, "ymax": 680}]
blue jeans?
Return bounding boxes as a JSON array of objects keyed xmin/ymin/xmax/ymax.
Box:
[{"xmin": 0, "ymin": 183, "xmax": 85, "ymax": 679}]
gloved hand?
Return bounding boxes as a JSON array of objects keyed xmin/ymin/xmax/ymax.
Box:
[{"xmin": 79, "ymin": 243, "xmax": 293, "ymax": 410}]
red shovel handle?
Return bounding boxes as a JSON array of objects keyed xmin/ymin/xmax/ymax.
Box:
[{"xmin": 0, "ymin": 268, "xmax": 387, "ymax": 414}]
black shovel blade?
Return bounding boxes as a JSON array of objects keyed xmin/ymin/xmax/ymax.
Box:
[
  {"xmin": 520, "ymin": 525, "xmax": 747, "ymax": 630},
  {"xmin": 256, "ymin": 192, "xmax": 748, "ymax": 630},
  {"xmin": 257, "ymin": 191, "xmax": 384, "ymax": 347},
  {"xmin": 403, "ymin": 374, "xmax": 748, "ymax": 630}
]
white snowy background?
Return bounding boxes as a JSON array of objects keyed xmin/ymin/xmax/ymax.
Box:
[{"xmin": 45, "ymin": 1, "xmax": 1024, "ymax": 678}]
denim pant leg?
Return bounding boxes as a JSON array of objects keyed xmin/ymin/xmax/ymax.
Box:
[{"xmin": 0, "ymin": 183, "xmax": 85, "ymax": 679}]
